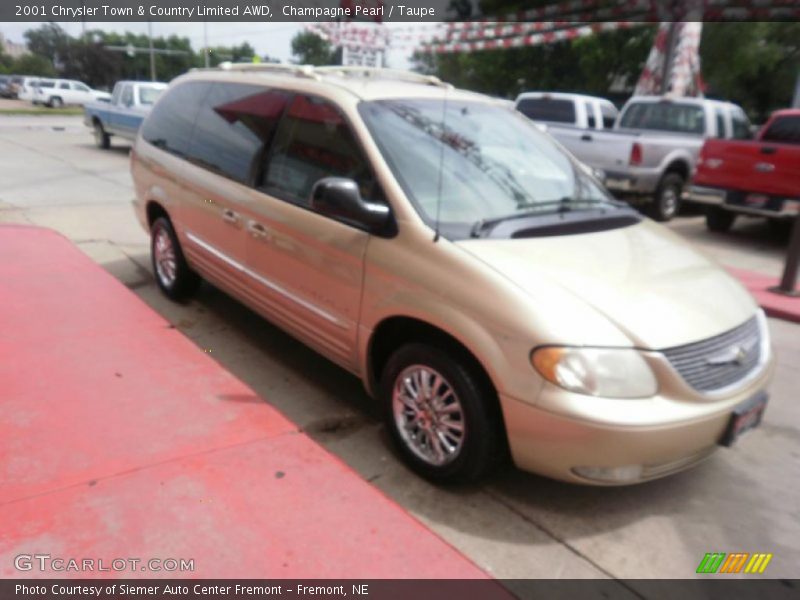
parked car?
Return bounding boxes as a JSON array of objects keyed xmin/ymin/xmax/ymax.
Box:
[
  {"xmin": 16, "ymin": 77, "xmax": 53, "ymax": 103},
  {"xmin": 0, "ymin": 75, "xmax": 14, "ymax": 98},
  {"xmin": 131, "ymin": 65, "xmax": 773, "ymax": 485},
  {"xmin": 85, "ymin": 80, "xmax": 167, "ymax": 148},
  {"xmin": 691, "ymin": 109, "xmax": 800, "ymax": 232},
  {"xmin": 528, "ymin": 95, "xmax": 752, "ymax": 221},
  {"xmin": 31, "ymin": 78, "xmax": 111, "ymax": 107},
  {"xmin": 515, "ymin": 92, "xmax": 619, "ymax": 130}
]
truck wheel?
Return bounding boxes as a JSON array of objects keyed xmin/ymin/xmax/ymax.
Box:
[
  {"xmin": 648, "ymin": 173, "xmax": 684, "ymax": 222},
  {"xmin": 379, "ymin": 343, "xmax": 503, "ymax": 484},
  {"xmin": 150, "ymin": 217, "xmax": 201, "ymax": 301},
  {"xmin": 93, "ymin": 121, "xmax": 110, "ymax": 149},
  {"xmin": 706, "ymin": 207, "xmax": 736, "ymax": 232},
  {"xmin": 48, "ymin": 96, "xmax": 63, "ymax": 108}
]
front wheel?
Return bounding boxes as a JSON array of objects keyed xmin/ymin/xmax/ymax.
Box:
[
  {"xmin": 380, "ymin": 343, "xmax": 503, "ymax": 484},
  {"xmin": 150, "ymin": 217, "xmax": 201, "ymax": 301},
  {"xmin": 48, "ymin": 96, "xmax": 63, "ymax": 108},
  {"xmin": 647, "ymin": 173, "xmax": 685, "ymax": 222},
  {"xmin": 93, "ymin": 121, "xmax": 110, "ymax": 149}
]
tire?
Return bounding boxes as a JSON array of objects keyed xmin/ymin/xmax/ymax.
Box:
[
  {"xmin": 49, "ymin": 96, "xmax": 63, "ymax": 108},
  {"xmin": 647, "ymin": 172, "xmax": 684, "ymax": 222},
  {"xmin": 379, "ymin": 343, "xmax": 503, "ymax": 484},
  {"xmin": 93, "ymin": 121, "xmax": 110, "ymax": 149},
  {"xmin": 706, "ymin": 207, "xmax": 737, "ymax": 232},
  {"xmin": 150, "ymin": 217, "xmax": 201, "ymax": 301}
]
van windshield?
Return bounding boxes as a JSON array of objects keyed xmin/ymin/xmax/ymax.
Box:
[{"xmin": 359, "ymin": 98, "xmax": 613, "ymax": 232}]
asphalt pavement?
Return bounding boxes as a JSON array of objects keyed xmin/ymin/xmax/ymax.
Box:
[{"xmin": 1, "ymin": 113, "xmax": 798, "ymax": 582}]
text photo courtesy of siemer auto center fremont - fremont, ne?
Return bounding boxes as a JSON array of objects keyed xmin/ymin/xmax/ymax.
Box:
[{"xmin": 0, "ymin": 0, "xmax": 799, "ymax": 598}]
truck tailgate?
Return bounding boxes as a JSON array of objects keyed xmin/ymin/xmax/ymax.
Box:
[
  {"xmin": 695, "ymin": 138, "xmax": 800, "ymax": 199},
  {"xmin": 546, "ymin": 126, "xmax": 634, "ymax": 172}
]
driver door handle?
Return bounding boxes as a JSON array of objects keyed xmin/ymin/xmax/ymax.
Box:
[{"xmin": 222, "ymin": 208, "xmax": 240, "ymax": 225}]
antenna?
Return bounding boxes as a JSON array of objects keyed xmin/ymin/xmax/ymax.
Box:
[{"xmin": 433, "ymin": 87, "xmax": 449, "ymax": 243}]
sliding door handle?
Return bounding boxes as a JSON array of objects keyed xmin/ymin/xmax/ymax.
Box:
[{"xmin": 247, "ymin": 220, "xmax": 269, "ymax": 239}]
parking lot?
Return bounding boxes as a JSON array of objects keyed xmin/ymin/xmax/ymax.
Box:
[{"xmin": 1, "ymin": 111, "xmax": 798, "ymax": 582}]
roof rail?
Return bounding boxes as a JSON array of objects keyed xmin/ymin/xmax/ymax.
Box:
[
  {"xmin": 314, "ymin": 66, "xmax": 451, "ymax": 88},
  {"xmin": 213, "ymin": 62, "xmax": 320, "ymax": 80}
]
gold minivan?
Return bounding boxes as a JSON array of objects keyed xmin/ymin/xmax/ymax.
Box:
[{"xmin": 131, "ymin": 65, "xmax": 774, "ymax": 484}]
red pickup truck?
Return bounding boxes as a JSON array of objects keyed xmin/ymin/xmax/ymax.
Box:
[{"xmin": 690, "ymin": 109, "xmax": 800, "ymax": 232}]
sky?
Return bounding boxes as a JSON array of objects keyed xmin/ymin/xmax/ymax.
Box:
[{"xmin": 0, "ymin": 21, "xmax": 416, "ymax": 67}]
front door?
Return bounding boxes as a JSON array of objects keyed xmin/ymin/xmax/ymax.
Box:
[{"xmin": 240, "ymin": 94, "xmax": 384, "ymax": 370}]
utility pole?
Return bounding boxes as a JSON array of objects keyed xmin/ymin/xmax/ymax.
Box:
[
  {"xmin": 204, "ymin": 22, "xmax": 210, "ymax": 68},
  {"xmin": 148, "ymin": 21, "xmax": 156, "ymax": 81},
  {"xmin": 659, "ymin": 22, "xmax": 679, "ymax": 95}
]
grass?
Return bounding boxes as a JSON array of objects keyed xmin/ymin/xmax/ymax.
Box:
[{"xmin": 0, "ymin": 107, "xmax": 83, "ymax": 116}]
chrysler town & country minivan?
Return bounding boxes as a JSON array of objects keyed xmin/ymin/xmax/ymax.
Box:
[{"xmin": 131, "ymin": 64, "xmax": 774, "ymax": 484}]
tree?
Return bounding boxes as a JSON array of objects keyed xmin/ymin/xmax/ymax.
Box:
[
  {"xmin": 24, "ymin": 23, "xmax": 71, "ymax": 71},
  {"xmin": 291, "ymin": 31, "xmax": 339, "ymax": 66},
  {"xmin": 8, "ymin": 53, "xmax": 56, "ymax": 77},
  {"xmin": 700, "ymin": 22, "xmax": 800, "ymax": 122}
]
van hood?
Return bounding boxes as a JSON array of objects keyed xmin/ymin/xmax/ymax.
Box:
[{"xmin": 455, "ymin": 220, "xmax": 756, "ymax": 349}]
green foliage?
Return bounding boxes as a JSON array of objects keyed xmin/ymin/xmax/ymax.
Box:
[
  {"xmin": 414, "ymin": 22, "xmax": 800, "ymax": 120},
  {"xmin": 4, "ymin": 53, "xmax": 56, "ymax": 77},
  {"xmin": 290, "ymin": 31, "xmax": 340, "ymax": 66},
  {"xmin": 700, "ymin": 22, "xmax": 800, "ymax": 122},
  {"xmin": 413, "ymin": 26, "xmax": 656, "ymax": 102}
]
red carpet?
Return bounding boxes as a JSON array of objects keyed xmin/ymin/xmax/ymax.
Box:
[
  {"xmin": 727, "ymin": 267, "xmax": 800, "ymax": 324},
  {"xmin": 0, "ymin": 225, "xmax": 486, "ymax": 579}
]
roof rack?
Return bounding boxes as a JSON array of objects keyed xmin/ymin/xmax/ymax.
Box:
[
  {"xmin": 213, "ymin": 62, "xmax": 320, "ymax": 80},
  {"xmin": 198, "ymin": 63, "xmax": 452, "ymax": 89},
  {"xmin": 314, "ymin": 66, "xmax": 451, "ymax": 88}
]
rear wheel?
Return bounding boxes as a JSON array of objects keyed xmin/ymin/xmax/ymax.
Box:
[
  {"xmin": 150, "ymin": 217, "xmax": 201, "ymax": 301},
  {"xmin": 93, "ymin": 121, "xmax": 110, "ymax": 149},
  {"xmin": 706, "ymin": 207, "xmax": 737, "ymax": 232},
  {"xmin": 648, "ymin": 173, "xmax": 684, "ymax": 222},
  {"xmin": 380, "ymin": 343, "xmax": 503, "ymax": 484}
]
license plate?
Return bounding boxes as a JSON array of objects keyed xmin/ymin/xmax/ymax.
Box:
[
  {"xmin": 719, "ymin": 391, "xmax": 768, "ymax": 447},
  {"xmin": 606, "ymin": 178, "xmax": 631, "ymax": 191},
  {"xmin": 745, "ymin": 193, "xmax": 768, "ymax": 207}
]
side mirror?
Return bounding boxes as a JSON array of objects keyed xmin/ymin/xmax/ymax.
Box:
[{"xmin": 310, "ymin": 177, "xmax": 390, "ymax": 233}]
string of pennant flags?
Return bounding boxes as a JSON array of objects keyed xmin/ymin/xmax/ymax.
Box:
[{"xmin": 307, "ymin": 0, "xmax": 800, "ymax": 54}]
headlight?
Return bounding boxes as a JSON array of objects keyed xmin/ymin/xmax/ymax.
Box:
[{"xmin": 531, "ymin": 346, "xmax": 658, "ymax": 399}]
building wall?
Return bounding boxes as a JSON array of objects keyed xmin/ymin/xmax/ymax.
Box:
[{"xmin": 0, "ymin": 32, "xmax": 28, "ymax": 59}]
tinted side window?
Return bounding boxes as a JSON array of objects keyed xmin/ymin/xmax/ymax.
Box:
[
  {"xmin": 600, "ymin": 103, "xmax": 618, "ymax": 129},
  {"xmin": 516, "ymin": 98, "xmax": 576, "ymax": 124},
  {"xmin": 584, "ymin": 102, "xmax": 596, "ymax": 128},
  {"xmin": 120, "ymin": 85, "xmax": 133, "ymax": 106},
  {"xmin": 188, "ymin": 83, "xmax": 288, "ymax": 184},
  {"xmin": 762, "ymin": 116, "xmax": 800, "ymax": 145},
  {"xmin": 714, "ymin": 109, "xmax": 726, "ymax": 138},
  {"xmin": 732, "ymin": 111, "xmax": 752, "ymax": 140},
  {"xmin": 142, "ymin": 81, "xmax": 210, "ymax": 158},
  {"xmin": 261, "ymin": 95, "xmax": 381, "ymax": 206}
]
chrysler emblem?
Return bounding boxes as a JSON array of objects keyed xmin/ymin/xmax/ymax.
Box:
[{"xmin": 706, "ymin": 342, "xmax": 754, "ymax": 367}]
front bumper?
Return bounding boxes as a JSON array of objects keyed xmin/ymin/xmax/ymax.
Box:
[
  {"xmin": 689, "ymin": 185, "xmax": 800, "ymax": 219},
  {"xmin": 499, "ymin": 352, "xmax": 775, "ymax": 485}
]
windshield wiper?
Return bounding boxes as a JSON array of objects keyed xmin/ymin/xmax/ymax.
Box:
[{"xmin": 470, "ymin": 197, "xmax": 606, "ymax": 238}]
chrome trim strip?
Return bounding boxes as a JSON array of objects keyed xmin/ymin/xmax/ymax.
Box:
[{"xmin": 185, "ymin": 231, "xmax": 346, "ymax": 328}]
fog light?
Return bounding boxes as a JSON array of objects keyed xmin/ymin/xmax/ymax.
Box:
[{"xmin": 572, "ymin": 465, "xmax": 644, "ymax": 483}]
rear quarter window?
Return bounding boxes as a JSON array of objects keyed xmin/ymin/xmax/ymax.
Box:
[
  {"xmin": 516, "ymin": 98, "xmax": 576, "ymax": 124},
  {"xmin": 141, "ymin": 81, "xmax": 211, "ymax": 158},
  {"xmin": 762, "ymin": 116, "xmax": 800, "ymax": 145}
]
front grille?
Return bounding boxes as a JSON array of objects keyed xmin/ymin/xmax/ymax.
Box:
[{"xmin": 662, "ymin": 316, "xmax": 761, "ymax": 393}]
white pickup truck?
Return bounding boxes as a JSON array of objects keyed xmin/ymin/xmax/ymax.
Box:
[{"xmin": 516, "ymin": 94, "xmax": 753, "ymax": 221}]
